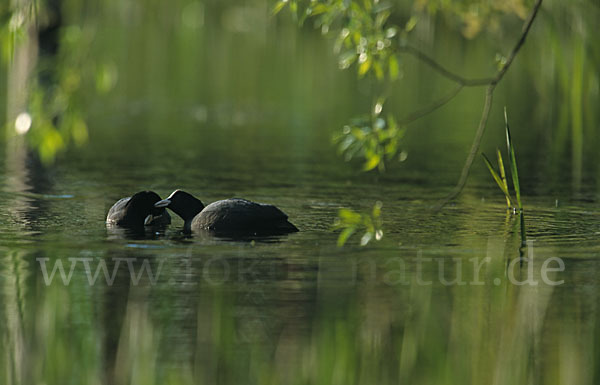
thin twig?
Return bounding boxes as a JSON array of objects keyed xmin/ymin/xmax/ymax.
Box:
[
  {"xmin": 436, "ymin": 0, "xmax": 543, "ymax": 208},
  {"xmin": 398, "ymin": 46, "xmax": 495, "ymax": 86},
  {"xmin": 435, "ymin": 84, "xmax": 495, "ymax": 210},
  {"xmin": 492, "ymin": 0, "xmax": 544, "ymax": 84},
  {"xmin": 398, "ymin": 84, "xmax": 463, "ymax": 125}
]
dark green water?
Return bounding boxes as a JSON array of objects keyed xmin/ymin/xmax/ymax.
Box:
[{"xmin": 1, "ymin": 1, "xmax": 600, "ymax": 384}]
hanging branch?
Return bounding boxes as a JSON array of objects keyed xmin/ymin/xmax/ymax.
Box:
[
  {"xmin": 392, "ymin": 0, "xmax": 543, "ymax": 208},
  {"xmin": 398, "ymin": 46, "xmax": 495, "ymax": 86},
  {"xmin": 398, "ymin": 84, "xmax": 464, "ymax": 125},
  {"xmin": 275, "ymin": 0, "xmax": 543, "ymax": 209},
  {"xmin": 434, "ymin": 0, "xmax": 544, "ymax": 209},
  {"xmin": 435, "ymin": 84, "xmax": 495, "ymax": 210}
]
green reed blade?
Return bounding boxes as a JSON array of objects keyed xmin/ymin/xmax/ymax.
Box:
[
  {"xmin": 482, "ymin": 153, "xmax": 514, "ymax": 207},
  {"xmin": 496, "ymin": 149, "xmax": 511, "ymax": 208},
  {"xmin": 504, "ymin": 108, "xmax": 522, "ymax": 210}
]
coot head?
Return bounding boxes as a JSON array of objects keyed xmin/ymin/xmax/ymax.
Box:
[
  {"xmin": 106, "ymin": 190, "xmax": 170, "ymax": 227},
  {"xmin": 129, "ymin": 191, "xmax": 170, "ymax": 225},
  {"xmin": 154, "ymin": 189, "xmax": 205, "ymax": 221}
]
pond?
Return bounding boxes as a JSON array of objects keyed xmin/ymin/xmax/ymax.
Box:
[{"xmin": 1, "ymin": 1, "xmax": 599, "ymax": 384}]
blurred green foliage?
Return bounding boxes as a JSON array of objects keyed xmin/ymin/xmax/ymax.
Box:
[
  {"xmin": 334, "ymin": 99, "xmax": 405, "ymax": 172},
  {"xmin": 1, "ymin": 0, "xmax": 597, "ymax": 171},
  {"xmin": 333, "ymin": 201, "xmax": 383, "ymax": 246},
  {"xmin": 276, "ymin": 0, "xmax": 402, "ymax": 81},
  {"xmin": 274, "ymin": 0, "xmax": 413, "ymax": 178},
  {"xmin": 0, "ymin": 1, "xmax": 31, "ymax": 62},
  {"xmin": 1, "ymin": 0, "xmax": 105, "ymax": 164},
  {"xmin": 26, "ymin": 23, "xmax": 99, "ymax": 164},
  {"xmin": 415, "ymin": 0, "xmax": 529, "ymax": 38}
]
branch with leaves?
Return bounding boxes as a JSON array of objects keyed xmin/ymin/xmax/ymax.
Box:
[
  {"xmin": 274, "ymin": 0, "xmax": 543, "ymax": 198},
  {"xmin": 274, "ymin": 0, "xmax": 543, "ymax": 246}
]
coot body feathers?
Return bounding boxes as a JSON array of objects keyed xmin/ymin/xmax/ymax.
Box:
[{"xmin": 155, "ymin": 190, "xmax": 298, "ymax": 236}]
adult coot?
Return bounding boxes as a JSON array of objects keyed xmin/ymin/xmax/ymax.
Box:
[
  {"xmin": 154, "ymin": 190, "xmax": 298, "ymax": 235},
  {"xmin": 106, "ymin": 191, "xmax": 171, "ymax": 227}
]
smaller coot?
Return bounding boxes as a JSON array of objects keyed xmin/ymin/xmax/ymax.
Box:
[
  {"xmin": 106, "ymin": 191, "xmax": 171, "ymax": 227},
  {"xmin": 154, "ymin": 190, "xmax": 298, "ymax": 236}
]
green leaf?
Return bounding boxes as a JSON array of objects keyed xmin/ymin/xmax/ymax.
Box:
[
  {"xmin": 496, "ymin": 149, "xmax": 511, "ymax": 208},
  {"xmin": 388, "ymin": 54, "xmax": 399, "ymax": 80},
  {"xmin": 505, "ymin": 108, "xmax": 522, "ymax": 209},
  {"xmin": 289, "ymin": 1, "xmax": 298, "ymax": 19},
  {"xmin": 338, "ymin": 208, "xmax": 362, "ymax": 224},
  {"xmin": 362, "ymin": 0, "xmax": 372, "ymax": 12},
  {"xmin": 363, "ymin": 153, "xmax": 381, "ymax": 171},
  {"xmin": 337, "ymin": 227, "xmax": 356, "ymax": 247},
  {"xmin": 387, "ymin": 114, "xmax": 397, "ymax": 130},
  {"xmin": 384, "ymin": 140, "xmax": 397, "ymax": 155},
  {"xmin": 339, "ymin": 50, "xmax": 357, "ymax": 70},
  {"xmin": 373, "ymin": 61, "xmax": 384, "ymax": 80},
  {"xmin": 482, "ymin": 153, "xmax": 513, "ymax": 206},
  {"xmin": 351, "ymin": 127, "xmax": 366, "ymax": 140},
  {"xmin": 373, "ymin": 2, "xmax": 393, "ymax": 14},
  {"xmin": 375, "ymin": 10, "xmax": 391, "ymax": 28},
  {"xmin": 271, "ymin": 1, "xmax": 288, "ymax": 15},
  {"xmin": 358, "ymin": 57, "xmax": 371, "ymax": 77},
  {"xmin": 405, "ymin": 16, "xmax": 418, "ymax": 32},
  {"xmin": 338, "ymin": 135, "xmax": 356, "ymax": 152},
  {"xmin": 360, "ymin": 232, "xmax": 373, "ymax": 246},
  {"xmin": 372, "ymin": 201, "xmax": 382, "ymax": 217},
  {"xmin": 310, "ymin": 4, "xmax": 328, "ymax": 16},
  {"xmin": 39, "ymin": 128, "xmax": 65, "ymax": 165},
  {"xmin": 70, "ymin": 116, "xmax": 89, "ymax": 146}
]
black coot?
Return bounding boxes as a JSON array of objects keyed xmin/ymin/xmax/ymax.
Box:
[
  {"xmin": 106, "ymin": 191, "xmax": 171, "ymax": 227},
  {"xmin": 154, "ymin": 190, "xmax": 298, "ymax": 235}
]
